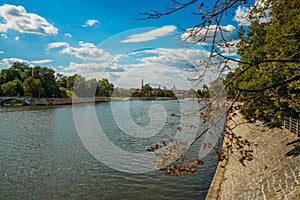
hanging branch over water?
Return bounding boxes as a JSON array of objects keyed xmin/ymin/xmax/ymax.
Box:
[{"xmin": 140, "ymin": 0, "xmax": 300, "ymax": 175}]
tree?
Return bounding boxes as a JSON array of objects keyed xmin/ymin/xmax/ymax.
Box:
[
  {"xmin": 56, "ymin": 73, "xmax": 67, "ymax": 88},
  {"xmin": 23, "ymin": 76, "xmax": 44, "ymax": 97},
  {"xmin": 197, "ymin": 84, "xmax": 210, "ymax": 98},
  {"xmin": 1, "ymin": 79, "xmax": 22, "ymax": 97},
  {"xmin": 112, "ymin": 87, "xmax": 133, "ymax": 97},
  {"xmin": 66, "ymin": 74, "xmax": 79, "ymax": 90},
  {"xmin": 141, "ymin": 83, "xmax": 152, "ymax": 97},
  {"xmin": 97, "ymin": 78, "xmax": 114, "ymax": 97},
  {"xmin": 0, "ymin": 66, "xmax": 22, "ymax": 85},
  {"xmin": 226, "ymin": 0, "xmax": 300, "ymax": 127},
  {"xmin": 86, "ymin": 78, "xmax": 98, "ymax": 97},
  {"xmin": 140, "ymin": 0, "xmax": 300, "ymax": 174},
  {"xmin": 184, "ymin": 88, "xmax": 197, "ymax": 98},
  {"xmin": 73, "ymin": 75, "xmax": 88, "ymax": 97},
  {"xmin": 32, "ymin": 66, "xmax": 59, "ymax": 97},
  {"xmin": 0, "ymin": 63, "xmax": 30, "ymax": 96}
]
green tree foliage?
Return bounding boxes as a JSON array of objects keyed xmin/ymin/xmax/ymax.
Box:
[
  {"xmin": 97, "ymin": 78, "xmax": 114, "ymax": 97},
  {"xmin": 86, "ymin": 78, "xmax": 98, "ymax": 97},
  {"xmin": 23, "ymin": 76, "xmax": 44, "ymax": 97},
  {"xmin": 31, "ymin": 66, "xmax": 59, "ymax": 97},
  {"xmin": 0, "ymin": 63, "xmax": 30, "ymax": 96},
  {"xmin": 112, "ymin": 87, "xmax": 135, "ymax": 97},
  {"xmin": 73, "ymin": 75, "xmax": 88, "ymax": 97},
  {"xmin": 66, "ymin": 74, "xmax": 78, "ymax": 90},
  {"xmin": 184, "ymin": 88, "xmax": 196, "ymax": 98},
  {"xmin": 141, "ymin": 83, "xmax": 152, "ymax": 97},
  {"xmin": 0, "ymin": 63, "xmax": 115, "ymax": 98},
  {"xmin": 56, "ymin": 73, "xmax": 67, "ymax": 88},
  {"xmin": 226, "ymin": 0, "xmax": 300, "ymax": 127},
  {"xmin": 131, "ymin": 84, "xmax": 175, "ymax": 98},
  {"xmin": 1, "ymin": 79, "xmax": 22, "ymax": 97},
  {"xmin": 138, "ymin": 0, "xmax": 300, "ymax": 173},
  {"xmin": 196, "ymin": 84, "xmax": 210, "ymax": 98}
]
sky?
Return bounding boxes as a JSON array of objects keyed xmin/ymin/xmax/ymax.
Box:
[{"xmin": 0, "ymin": 0, "xmax": 252, "ymax": 89}]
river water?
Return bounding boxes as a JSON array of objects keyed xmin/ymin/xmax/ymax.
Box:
[{"xmin": 0, "ymin": 101, "xmax": 221, "ymax": 200}]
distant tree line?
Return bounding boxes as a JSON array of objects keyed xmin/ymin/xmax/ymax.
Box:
[
  {"xmin": 0, "ymin": 62, "xmax": 114, "ymax": 98},
  {"xmin": 131, "ymin": 83, "xmax": 175, "ymax": 98},
  {"xmin": 129, "ymin": 84, "xmax": 210, "ymax": 99}
]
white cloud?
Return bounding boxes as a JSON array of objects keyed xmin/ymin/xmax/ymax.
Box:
[
  {"xmin": 31, "ymin": 59, "xmax": 53, "ymax": 64},
  {"xmin": 106, "ymin": 47, "xmax": 218, "ymax": 89},
  {"xmin": 60, "ymin": 41, "xmax": 112, "ymax": 61},
  {"xmin": 0, "ymin": 51, "xmax": 4, "ymax": 54},
  {"xmin": 234, "ymin": 0, "xmax": 272, "ymax": 26},
  {"xmin": 83, "ymin": 19, "xmax": 100, "ymax": 27},
  {"xmin": 114, "ymin": 64, "xmax": 191, "ymax": 89},
  {"xmin": 1, "ymin": 57, "xmax": 53, "ymax": 68},
  {"xmin": 234, "ymin": 6, "xmax": 251, "ymax": 26},
  {"xmin": 47, "ymin": 42, "xmax": 69, "ymax": 50},
  {"xmin": 121, "ymin": 25, "xmax": 177, "ymax": 43},
  {"xmin": 14, "ymin": 36, "xmax": 19, "ymax": 41},
  {"xmin": 137, "ymin": 48, "xmax": 210, "ymax": 67},
  {"xmin": 181, "ymin": 25, "xmax": 236, "ymax": 45},
  {"xmin": 58, "ymin": 46, "xmax": 222, "ymax": 89},
  {"xmin": 63, "ymin": 62, "xmax": 111, "ymax": 79},
  {"xmin": 64, "ymin": 33, "xmax": 72, "ymax": 38},
  {"xmin": 1, "ymin": 57, "xmax": 31, "ymax": 66},
  {"xmin": 1, "ymin": 33, "xmax": 8, "ymax": 38},
  {"xmin": 65, "ymin": 62, "xmax": 107, "ymax": 72},
  {"xmin": 0, "ymin": 4, "xmax": 58, "ymax": 35}
]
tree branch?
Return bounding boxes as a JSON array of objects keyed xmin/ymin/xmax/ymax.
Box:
[
  {"xmin": 136, "ymin": 0, "xmax": 199, "ymax": 20},
  {"xmin": 225, "ymin": 59, "xmax": 300, "ymax": 89},
  {"xmin": 236, "ymin": 74, "xmax": 300, "ymax": 92}
]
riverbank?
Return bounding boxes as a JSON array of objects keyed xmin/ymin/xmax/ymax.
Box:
[
  {"xmin": 45, "ymin": 97, "xmax": 110, "ymax": 105},
  {"xmin": 205, "ymin": 111, "xmax": 300, "ymax": 199},
  {"xmin": 0, "ymin": 97, "xmax": 111, "ymax": 106}
]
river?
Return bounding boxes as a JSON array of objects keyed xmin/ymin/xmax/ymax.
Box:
[{"xmin": 0, "ymin": 100, "xmax": 220, "ymax": 200}]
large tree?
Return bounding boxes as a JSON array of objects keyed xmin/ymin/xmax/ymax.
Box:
[
  {"xmin": 1, "ymin": 79, "xmax": 22, "ymax": 97},
  {"xmin": 226, "ymin": 0, "xmax": 300, "ymax": 127},
  {"xmin": 139, "ymin": 0, "xmax": 300, "ymax": 174},
  {"xmin": 32, "ymin": 66, "xmax": 59, "ymax": 97},
  {"xmin": 97, "ymin": 78, "xmax": 114, "ymax": 97},
  {"xmin": 23, "ymin": 76, "xmax": 44, "ymax": 97},
  {"xmin": 141, "ymin": 0, "xmax": 300, "ymax": 124}
]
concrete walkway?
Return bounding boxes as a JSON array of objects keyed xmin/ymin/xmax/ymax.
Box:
[{"xmin": 206, "ymin": 113, "xmax": 300, "ymax": 200}]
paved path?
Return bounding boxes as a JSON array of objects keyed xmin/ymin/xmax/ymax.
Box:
[{"xmin": 206, "ymin": 112, "xmax": 300, "ymax": 200}]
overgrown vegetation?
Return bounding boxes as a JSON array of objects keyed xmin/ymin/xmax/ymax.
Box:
[
  {"xmin": 226, "ymin": 0, "xmax": 300, "ymax": 127},
  {"xmin": 140, "ymin": 0, "xmax": 300, "ymax": 175},
  {"xmin": 0, "ymin": 62, "xmax": 115, "ymax": 98}
]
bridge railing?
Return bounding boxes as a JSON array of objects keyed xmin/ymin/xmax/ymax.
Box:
[
  {"xmin": 282, "ymin": 117, "xmax": 300, "ymax": 137},
  {"xmin": 0, "ymin": 96, "xmax": 31, "ymax": 105}
]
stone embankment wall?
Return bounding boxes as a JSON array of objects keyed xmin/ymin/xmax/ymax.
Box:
[
  {"xmin": 206, "ymin": 113, "xmax": 300, "ymax": 200},
  {"xmin": 31, "ymin": 97, "xmax": 110, "ymax": 105}
]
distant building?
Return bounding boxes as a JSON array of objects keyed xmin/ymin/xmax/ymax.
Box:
[
  {"xmin": 131, "ymin": 79, "xmax": 189, "ymax": 99},
  {"xmin": 136, "ymin": 79, "xmax": 164, "ymax": 92},
  {"xmin": 171, "ymin": 85, "xmax": 186, "ymax": 100}
]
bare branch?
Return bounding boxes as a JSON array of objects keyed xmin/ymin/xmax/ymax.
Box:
[{"xmin": 136, "ymin": 0, "xmax": 199, "ymax": 20}]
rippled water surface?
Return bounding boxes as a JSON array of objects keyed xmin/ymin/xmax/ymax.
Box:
[{"xmin": 0, "ymin": 101, "xmax": 220, "ymax": 200}]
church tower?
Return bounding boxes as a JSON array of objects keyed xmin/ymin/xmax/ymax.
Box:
[{"xmin": 141, "ymin": 79, "xmax": 144, "ymax": 89}]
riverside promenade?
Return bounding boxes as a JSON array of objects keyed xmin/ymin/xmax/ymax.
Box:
[{"xmin": 206, "ymin": 112, "xmax": 300, "ymax": 200}]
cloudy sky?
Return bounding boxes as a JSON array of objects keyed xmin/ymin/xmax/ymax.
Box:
[{"xmin": 0, "ymin": 0, "xmax": 251, "ymax": 89}]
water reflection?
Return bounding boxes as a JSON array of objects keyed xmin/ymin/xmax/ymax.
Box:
[{"xmin": 0, "ymin": 101, "xmax": 218, "ymax": 200}]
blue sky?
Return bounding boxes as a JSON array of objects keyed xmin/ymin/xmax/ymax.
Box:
[{"xmin": 0, "ymin": 0, "xmax": 250, "ymax": 89}]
